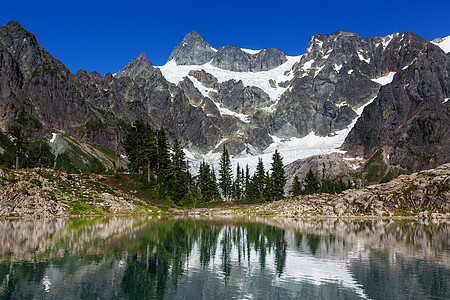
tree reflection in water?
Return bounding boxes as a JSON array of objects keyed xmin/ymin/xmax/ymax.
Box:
[{"xmin": 0, "ymin": 217, "xmax": 448, "ymax": 299}]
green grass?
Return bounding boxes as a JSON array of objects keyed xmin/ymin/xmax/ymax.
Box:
[{"xmin": 103, "ymin": 173, "xmax": 175, "ymax": 207}]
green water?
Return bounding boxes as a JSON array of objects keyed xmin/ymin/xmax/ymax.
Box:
[{"xmin": 0, "ymin": 217, "xmax": 448, "ymax": 299}]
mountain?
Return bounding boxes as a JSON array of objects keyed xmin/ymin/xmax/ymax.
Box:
[{"xmin": 0, "ymin": 20, "xmax": 448, "ymax": 176}]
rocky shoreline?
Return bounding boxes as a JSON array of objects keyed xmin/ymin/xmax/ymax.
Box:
[{"xmin": 0, "ymin": 163, "xmax": 449, "ymax": 219}]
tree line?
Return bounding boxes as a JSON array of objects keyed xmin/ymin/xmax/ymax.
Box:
[
  {"xmin": 290, "ymin": 168, "xmax": 354, "ymax": 196},
  {"xmin": 122, "ymin": 120, "xmax": 287, "ymax": 206},
  {"xmin": 0, "ymin": 125, "xmax": 54, "ymax": 170}
]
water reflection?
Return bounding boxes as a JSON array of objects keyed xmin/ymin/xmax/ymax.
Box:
[{"xmin": 0, "ymin": 217, "xmax": 448, "ymax": 299}]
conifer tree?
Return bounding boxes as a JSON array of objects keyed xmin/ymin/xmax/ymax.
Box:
[
  {"xmin": 219, "ymin": 145, "xmax": 232, "ymax": 201},
  {"xmin": 270, "ymin": 150, "xmax": 286, "ymax": 200},
  {"xmin": 291, "ymin": 175, "xmax": 303, "ymax": 196},
  {"xmin": 303, "ymin": 168, "xmax": 320, "ymax": 194},
  {"xmin": 168, "ymin": 139, "xmax": 188, "ymax": 204},
  {"xmin": 7, "ymin": 125, "xmax": 27, "ymax": 170},
  {"xmin": 156, "ymin": 128, "xmax": 170, "ymax": 180},
  {"xmin": 263, "ymin": 171, "xmax": 274, "ymax": 201},
  {"xmin": 254, "ymin": 158, "xmax": 266, "ymax": 199},
  {"xmin": 232, "ymin": 164, "xmax": 242, "ymax": 200}
]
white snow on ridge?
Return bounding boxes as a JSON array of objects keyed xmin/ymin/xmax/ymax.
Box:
[
  {"xmin": 158, "ymin": 55, "xmax": 302, "ymax": 103},
  {"xmin": 371, "ymin": 72, "xmax": 396, "ymax": 86},
  {"xmin": 187, "ymin": 95, "xmax": 377, "ymax": 174},
  {"xmin": 241, "ymin": 48, "xmax": 263, "ymax": 54},
  {"xmin": 431, "ymin": 36, "xmax": 450, "ymax": 53}
]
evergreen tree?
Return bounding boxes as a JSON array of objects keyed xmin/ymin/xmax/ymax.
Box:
[
  {"xmin": 262, "ymin": 171, "xmax": 274, "ymax": 201},
  {"xmin": 232, "ymin": 164, "xmax": 242, "ymax": 200},
  {"xmin": 198, "ymin": 162, "xmax": 220, "ymax": 203},
  {"xmin": 218, "ymin": 145, "xmax": 232, "ymax": 201},
  {"xmin": 156, "ymin": 128, "xmax": 171, "ymax": 181},
  {"xmin": 303, "ymin": 168, "xmax": 320, "ymax": 194},
  {"xmin": 291, "ymin": 176, "xmax": 303, "ymax": 197},
  {"xmin": 243, "ymin": 164, "xmax": 250, "ymax": 199},
  {"xmin": 209, "ymin": 166, "xmax": 220, "ymax": 201},
  {"xmin": 254, "ymin": 158, "xmax": 266, "ymax": 199},
  {"xmin": 7, "ymin": 125, "xmax": 27, "ymax": 170},
  {"xmin": 168, "ymin": 139, "xmax": 189, "ymax": 204},
  {"xmin": 270, "ymin": 150, "xmax": 286, "ymax": 200},
  {"xmin": 123, "ymin": 120, "xmax": 148, "ymax": 174}
]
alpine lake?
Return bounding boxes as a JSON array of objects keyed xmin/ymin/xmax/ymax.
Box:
[{"xmin": 0, "ymin": 216, "xmax": 448, "ymax": 299}]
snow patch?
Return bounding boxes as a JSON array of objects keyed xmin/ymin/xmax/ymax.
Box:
[
  {"xmin": 371, "ymin": 72, "xmax": 396, "ymax": 86},
  {"xmin": 302, "ymin": 59, "xmax": 315, "ymax": 70},
  {"xmin": 444, "ymin": 98, "xmax": 449, "ymax": 103},
  {"xmin": 314, "ymin": 65, "xmax": 325, "ymax": 77},
  {"xmin": 50, "ymin": 133, "xmax": 57, "ymax": 143},
  {"xmin": 335, "ymin": 101, "xmax": 347, "ymax": 108},
  {"xmin": 357, "ymin": 51, "xmax": 370, "ymax": 64},
  {"xmin": 347, "ymin": 70, "xmax": 353, "ymax": 75},
  {"xmin": 382, "ymin": 35, "xmax": 393, "ymax": 50},
  {"xmin": 158, "ymin": 55, "xmax": 302, "ymax": 102},
  {"xmin": 241, "ymin": 48, "xmax": 262, "ymax": 54},
  {"xmin": 431, "ymin": 35, "xmax": 450, "ymax": 53},
  {"xmin": 334, "ymin": 64, "xmax": 342, "ymax": 72}
]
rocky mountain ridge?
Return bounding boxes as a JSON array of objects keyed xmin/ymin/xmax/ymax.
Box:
[{"xmin": 0, "ymin": 20, "xmax": 448, "ymax": 175}]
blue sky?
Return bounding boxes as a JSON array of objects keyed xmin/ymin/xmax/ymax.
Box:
[{"xmin": 2, "ymin": 0, "xmax": 449, "ymax": 75}]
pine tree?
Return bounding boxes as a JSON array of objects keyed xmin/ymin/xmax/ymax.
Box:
[
  {"xmin": 291, "ymin": 175, "xmax": 303, "ymax": 197},
  {"xmin": 270, "ymin": 150, "xmax": 286, "ymax": 200},
  {"xmin": 303, "ymin": 168, "xmax": 320, "ymax": 194},
  {"xmin": 218, "ymin": 145, "xmax": 232, "ymax": 201}
]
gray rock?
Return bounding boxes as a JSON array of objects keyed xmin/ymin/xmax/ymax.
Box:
[{"xmin": 167, "ymin": 31, "xmax": 216, "ymax": 65}]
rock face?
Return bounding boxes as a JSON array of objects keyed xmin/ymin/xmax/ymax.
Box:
[
  {"xmin": 0, "ymin": 21, "xmax": 448, "ymax": 173},
  {"xmin": 167, "ymin": 31, "xmax": 287, "ymax": 72},
  {"xmin": 344, "ymin": 38, "xmax": 450, "ymax": 171},
  {"xmin": 167, "ymin": 31, "xmax": 216, "ymax": 65},
  {"xmin": 284, "ymin": 153, "xmax": 360, "ymax": 193},
  {"xmin": 211, "ymin": 46, "xmax": 287, "ymax": 72}
]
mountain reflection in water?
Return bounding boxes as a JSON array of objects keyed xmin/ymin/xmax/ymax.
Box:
[{"xmin": 0, "ymin": 217, "xmax": 448, "ymax": 299}]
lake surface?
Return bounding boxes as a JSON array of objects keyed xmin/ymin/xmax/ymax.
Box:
[{"xmin": 0, "ymin": 216, "xmax": 448, "ymax": 299}]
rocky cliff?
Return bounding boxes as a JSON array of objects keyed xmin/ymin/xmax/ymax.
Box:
[{"xmin": 0, "ymin": 21, "xmax": 448, "ymax": 174}]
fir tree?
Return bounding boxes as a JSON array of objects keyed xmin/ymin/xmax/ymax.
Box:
[
  {"xmin": 7, "ymin": 125, "xmax": 27, "ymax": 170},
  {"xmin": 303, "ymin": 168, "xmax": 320, "ymax": 194},
  {"xmin": 156, "ymin": 128, "xmax": 171, "ymax": 181},
  {"xmin": 168, "ymin": 139, "xmax": 188, "ymax": 204},
  {"xmin": 232, "ymin": 164, "xmax": 242, "ymax": 200},
  {"xmin": 254, "ymin": 158, "xmax": 266, "ymax": 199},
  {"xmin": 262, "ymin": 171, "xmax": 274, "ymax": 201},
  {"xmin": 219, "ymin": 145, "xmax": 232, "ymax": 201},
  {"xmin": 270, "ymin": 150, "xmax": 286, "ymax": 200},
  {"xmin": 291, "ymin": 175, "xmax": 303, "ymax": 197}
]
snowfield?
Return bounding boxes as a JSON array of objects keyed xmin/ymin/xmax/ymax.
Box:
[
  {"xmin": 157, "ymin": 55, "xmax": 302, "ymax": 102},
  {"xmin": 431, "ymin": 35, "xmax": 450, "ymax": 53}
]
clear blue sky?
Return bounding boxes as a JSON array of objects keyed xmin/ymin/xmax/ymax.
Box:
[{"xmin": 2, "ymin": 0, "xmax": 449, "ymax": 75}]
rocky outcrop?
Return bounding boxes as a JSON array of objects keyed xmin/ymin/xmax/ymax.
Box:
[
  {"xmin": 344, "ymin": 39, "xmax": 450, "ymax": 171},
  {"xmin": 167, "ymin": 31, "xmax": 287, "ymax": 72},
  {"xmin": 284, "ymin": 153, "xmax": 361, "ymax": 193},
  {"xmin": 0, "ymin": 168, "xmax": 160, "ymax": 217},
  {"xmin": 211, "ymin": 46, "xmax": 287, "ymax": 72},
  {"xmin": 235, "ymin": 163, "xmax": 449, "ymax": 217},
  {"xmin": 167, "ymin": 31, "xmax": 216, "ymax": 65}
]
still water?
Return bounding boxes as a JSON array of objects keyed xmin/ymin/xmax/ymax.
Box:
[{"xmin": 0, "ymin": 216, "xmax": 448, "ymax": 299}]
